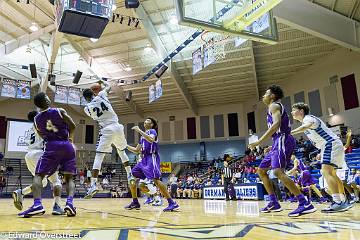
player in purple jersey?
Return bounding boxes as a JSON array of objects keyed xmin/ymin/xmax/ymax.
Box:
[
  {"xmin": 18, "ymin": 92, "xmax": 77, "ymax": 218},
  {"xmin": 125, "ymin": 117, "xmax": 179, "ymax": 212},
  {"xmin": 249, "ymin": 85, "xmax": 316, "ymax": 217},
  {"xmin": 287, "ymin": 155, "xmax": 327, "ymax": 203}
]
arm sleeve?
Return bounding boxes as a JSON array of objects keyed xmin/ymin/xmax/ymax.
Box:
[
  {"xmin": 149, "ymin": 129, "xmax": 158, "ymax": 139},
  {"xmin": 303, "ymin": 115, "xmax": 318, "ymax": 129}
]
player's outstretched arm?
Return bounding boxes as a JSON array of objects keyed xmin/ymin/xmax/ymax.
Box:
[
  {"xmin": 127, "ymin": 144, "xmax": 141, "ymax": 154},
  {"xmin": 100, "ymin": 80, "xmax": 111, "ymax": 93},
  {"xmin": 291, "ymin": 122, "xmax": 312, "ymax": 135},
  {"xmin": 59, "ymin": 108, "xmax": 76, "ymax": 142},
  {"xmin": 249, "ymin": 103, "xmax": 281, "ymax": 149},
  {"xmin": 344, "ymin": 129, "xmax": 352, "ymax": 150},
  {"xmin": 132, "ymin": 126, "xmax": 155, "ymax": 143}
]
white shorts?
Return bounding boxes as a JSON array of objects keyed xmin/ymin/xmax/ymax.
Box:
[
  {"xmin": 25, "ymin": 150, "xmax": 62, "ymax": 187},
  {"xmin": 96, "ymin": 123, "xmax": 127, "ymax": 153},
  {"xmin": 336, "ymin": 167, "xmax": 350, "ymax": 182},
  {"xmin": 320, "ymin": 140, "xmax": 346, "ymax": 169}
]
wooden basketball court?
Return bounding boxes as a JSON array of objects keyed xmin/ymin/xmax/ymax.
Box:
[{"xmin": 0, "ymin": 198, "xmax": 358, "ymax": 240}]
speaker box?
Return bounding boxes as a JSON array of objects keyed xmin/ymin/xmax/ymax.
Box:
[
  {"xmin": 48, "ymin": 74, "xmax": 56, "ymax": 86},
  {"xmin": 155, "ymin": 64, "xmax": 168, "ymax": 78},
  {"xmin": 73, "ymin": 70, "xmax": 83, "ymax": 84},
  {"xmin": 125, "ymin": 0, "xmax": 140, "ymax": 8},
  {"xmin": 29, "ymin": 64, "xmax": 37, "ymax": 78},
  {"xmin": 125, "ymin": 91, "xmax": 132, "ymax": 101}
]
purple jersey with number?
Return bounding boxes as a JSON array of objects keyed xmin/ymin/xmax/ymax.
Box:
[
  {"xmin": 132, "ymin": 129, "xmax": 161, "ymax": 180},
  {"xmin": 34, "ymin": 108, "xmax": 76, "ymax": 176},
  {"xmin": 267, "ymin": 102, "xmax": 292, "ymax": 139},
  {"xmin": 140, "ymin": 129, "xmax": 159, "ymax": 155},
  {"xmin": 34, "ymin": 108, "xmax": 69, "ymax": 142}
]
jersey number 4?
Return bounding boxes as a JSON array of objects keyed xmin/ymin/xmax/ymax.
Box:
[
  {"xmin": 46, "ymin": 120, "xmax": 58, "ymax": 132},
  {"xmin": 93, "ymin": 102, "xmax": 109, "ymax": 117}
]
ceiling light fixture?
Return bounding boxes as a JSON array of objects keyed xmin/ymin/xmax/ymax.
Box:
[
  {"xmin": 124, "ymin": 66, "xmax": 132, "ymax": 72},
  {"xmin": 112, "ymin": 4, "xmax": 117, "ymax": 11},
  {"xmin": 144, "ymin": 44, "xmax": 154, "ymax": 54},
  {"xmin": 89, "ymin": 38, "xmax": 98, "ymax": 42},
  {"xmin": 29, "ymin": 22, "xmax": 39, "ymax": 32}
]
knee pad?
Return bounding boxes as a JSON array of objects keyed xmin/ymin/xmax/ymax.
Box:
[
  {"xmin": 118, "ymin": 150, "xmax": 129, "ymax": 164},
  {"xmin": 93, "ymin": 153, "xmax": 106, "ymax": 170}
]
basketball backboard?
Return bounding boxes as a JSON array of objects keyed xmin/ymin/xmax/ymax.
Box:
[{"xmin": 175, "ymin": 0, "xmax": 282, "ymax": 44}]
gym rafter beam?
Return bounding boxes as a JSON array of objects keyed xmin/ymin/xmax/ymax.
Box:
[{"xmin": 273, "ymin": 0, "xmax": 360, "ymax": 52}]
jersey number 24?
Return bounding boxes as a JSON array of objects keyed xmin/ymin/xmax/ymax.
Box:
[{"xmin": 93, "ymin": 102, "xmax": 109, "ymax": 117}]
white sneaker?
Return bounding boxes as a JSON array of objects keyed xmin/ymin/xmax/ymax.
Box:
[{"xmin": 84, "ymin": 184, "xmax": 99, "ymax": 199}]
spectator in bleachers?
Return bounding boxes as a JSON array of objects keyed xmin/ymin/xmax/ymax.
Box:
[
  {"xmin": 102, "ymin": 177, "xmax": 109, "ymax": 189},
  {"xmin": 192, "ymin": 180, "xmax": 203, "ymax": 199},
  {"xmin": 6, "ymin": 165, "xmax": 13, "ymax": 176},
  {"xmin": 169, "ymin": 173, "xmax": 178, "ymax": 199},
  {"xmin": 79, "ymin": 169, "xmax": 85, "ymax": 186},
  {"xmin": 177, "ymin": 181, "xmax": 184, "ymax": 198},
  {"xmin": 0, "ymin": 175, "xmax": 6, "ymax": 193},
  {"xmin": 183, "ymin": 180, "xmax": 193, "ymax": 199},
  {"xmin": 0, "ymin": 165, "xmax": 5, "ymax": 173},
  {"xmin": 205, "ymin": 178, "xmax": 212, "ymax": 186},
  {"xmin": 86, "ymin": 168, "xmax": 92, "ymax": 183},
  {"xmin": 110, "ymin": 186, "xmax": 117, "ymax": 198}
]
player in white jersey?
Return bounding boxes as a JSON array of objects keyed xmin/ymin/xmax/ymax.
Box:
[
  {"xmin": 82, "ymin": 81, "xmax": 134, "ymax": 199},
  {"xmin": 12, "ymin": 111, "xmax": 63, "ymax": 215},
  {"xmin": 291, "ymin": 103, "xmax": 352, "ymax": 213}
]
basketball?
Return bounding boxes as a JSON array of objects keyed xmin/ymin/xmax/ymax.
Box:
[{"xmin": 90, "ymin": 83, "xmax": 102, "ymax": 95}]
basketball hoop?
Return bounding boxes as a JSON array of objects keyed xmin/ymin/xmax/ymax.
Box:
[{"xmin": 201, "ymin": 31, "xmax": 229, "ymax": 61}]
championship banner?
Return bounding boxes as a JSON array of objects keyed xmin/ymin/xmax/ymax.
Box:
[
  {"xmin": 1, "ymin": 78, "xmax": 17, "ymax": 98},
  {"xmin": 155, "ymin": 79, "xmax": 163, "ymax": 99},
  {"xmin": 149, "ymin": 84, "xmax": 156, "ymax": 103},
  {"xmin": 160, "ymin": 162, "xmax": 172, "ymax": 173},
  {"xmin": 16, "ymin": 80, "xmax": 31, "ymax": 99},
  {"xmin": 192, "ymin": 47, "xmax": 203, "ymax": 75},
  {"xmin": 203, "ymin": 37, "xmax": 215, "ymax": 68},
  {"xmin": 68, "ymin": 87, "xmax": 81, "ymax": 105},
  {"xmin": 54, "ymin": 85, "xmax": 68, "ymax": 104},
  {"xmin": 203, "ymin": 184, "xmax": 264, "ymax": 200}
]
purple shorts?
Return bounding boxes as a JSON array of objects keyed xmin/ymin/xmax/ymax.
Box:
[
  {"xmin": 300, "ymin": 170, "xmax": 316, "ymax": 187},
  {"xmin": 132, "ymin": 154, "xmax": 161, "ymax": 180},
  {"xmin": 259, "ymin": 134, "xmax": 296, "ymax": 169},
  {"xmin": 35, "ymin": 141, "xmax": 77, "ymax": 176}
]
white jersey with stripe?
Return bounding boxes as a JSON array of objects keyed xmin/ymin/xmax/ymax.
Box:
[
  {"xmin": 27, "ymin": 126, "xmax": 43, "ymax": 151},
  {"xmin": 302, "ymin": 115, "xmax": 339, "ymax": 148},
  {"xmin": 84, "ymin": 90, "xmax": 119, "ymax": 128}
]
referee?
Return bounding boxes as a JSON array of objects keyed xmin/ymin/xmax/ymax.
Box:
[{"xmin": 222, "ymin": 160, "xmax": 236, "ymax": 201}]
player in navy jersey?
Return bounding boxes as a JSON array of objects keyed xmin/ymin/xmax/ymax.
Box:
[
  {"xmin": 249, "ymin": 85, "xmax": 316, "ymax": 217},
  {"xmin": 291, "ymin": 102, "xmax": 352, "ymax": 212},
  {"xmin": 18, "ymin": 92, "xmax": 77, "ymax": 217},
  {"xmin": 125, "ymin": 117, "xmax": 179, "ymax": 212}
]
